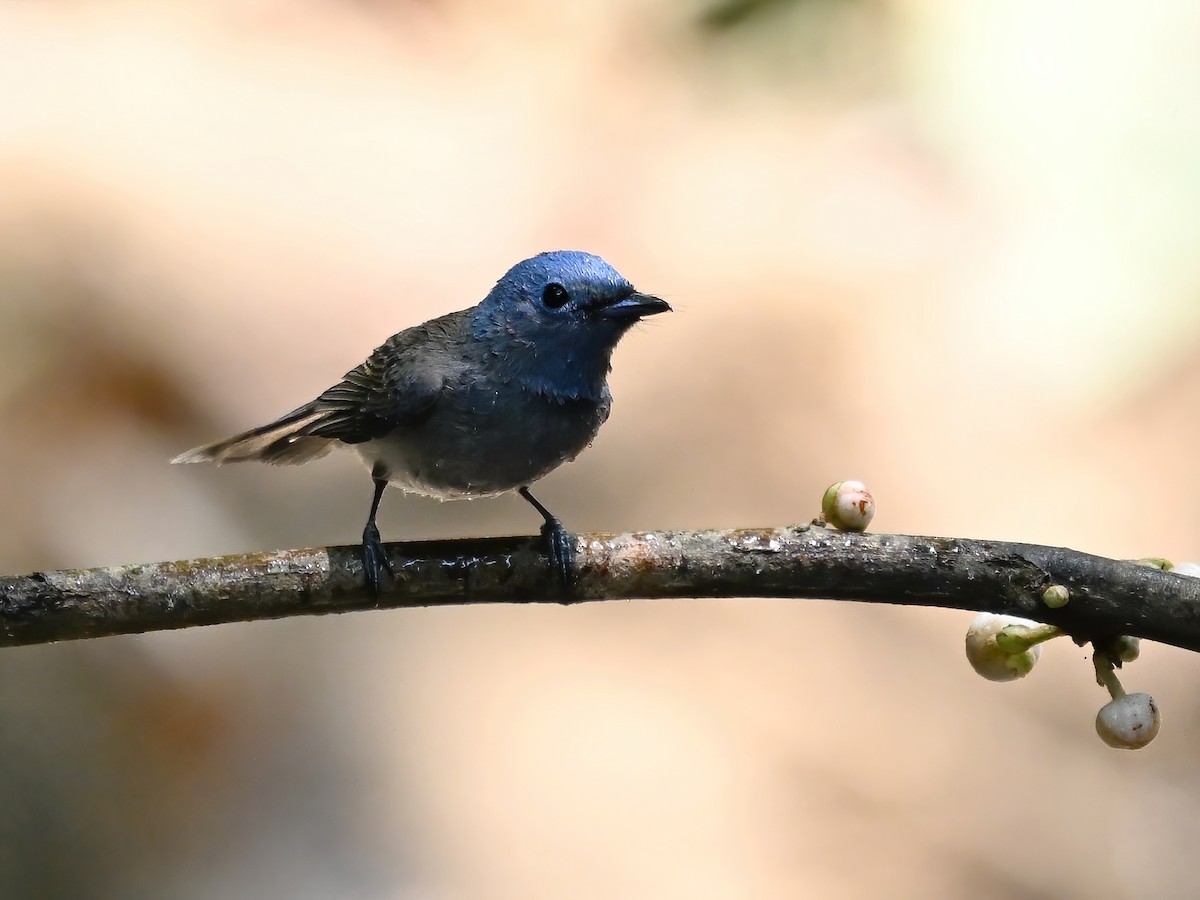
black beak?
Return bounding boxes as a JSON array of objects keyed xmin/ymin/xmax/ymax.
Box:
[{"xmin": 596, "ymin": 291, "xmax": 672, "ymax": 320}]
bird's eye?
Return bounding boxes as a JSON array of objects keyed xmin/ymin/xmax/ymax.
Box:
[{"xmin": 541, "ymin": 283, "xmax": 570, "ymax": 309}]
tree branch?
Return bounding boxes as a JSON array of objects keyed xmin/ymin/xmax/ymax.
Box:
[{"xmin": 2, "ymin": 524, "xmax": 1198, "ymax": 650}]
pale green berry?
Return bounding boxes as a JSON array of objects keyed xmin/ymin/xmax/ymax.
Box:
[
  {"xmin": 1111, "ymin": 636, "xmax": 1140, "ymax": 663},
  {"xmin": 1042, "ymin": 585, "xmax": 1070, "ymax": 608},
  {"xmin": 820, "ymin": 480, "xmax": 875, "ymax": 532}
]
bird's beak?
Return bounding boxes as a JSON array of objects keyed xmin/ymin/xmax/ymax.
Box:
[{"xmin": 596, "ymin": 292, "xmax": 672, "ymax": 320}]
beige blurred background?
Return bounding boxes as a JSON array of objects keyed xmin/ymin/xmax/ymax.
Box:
[{"xmin": 2, "ymin": 0, "xmax": 1199, "ymax": 897}]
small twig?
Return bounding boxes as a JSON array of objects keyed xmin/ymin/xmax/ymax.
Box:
[{"xmin": 2, "ymin": 524, "xmax": 1198, "ymax": 650}]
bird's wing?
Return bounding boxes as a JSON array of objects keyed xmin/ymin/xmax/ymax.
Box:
[
  {"xmin": 172, "ymin": 316, "xmax": 458, "ymax": 465},
  {"xmin": 301, "ymin": 329, "xmax": 446, "ymax": 444}
]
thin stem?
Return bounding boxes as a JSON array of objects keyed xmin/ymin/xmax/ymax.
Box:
[{"xmin": 1093, "ymin": 652, "xmax": 1127, "ymax": 701}]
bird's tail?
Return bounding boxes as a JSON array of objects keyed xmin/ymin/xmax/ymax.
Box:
[{"xmin": 171, "ymin": 405, "xmax": 337, "ymax": 466}]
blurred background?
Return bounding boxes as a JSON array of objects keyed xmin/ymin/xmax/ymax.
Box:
[{"xmin": 1, "ymin": 0, "xmax": 1199, "ymax": 897}]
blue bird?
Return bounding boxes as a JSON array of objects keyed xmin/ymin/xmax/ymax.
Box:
[{"xmin": 173, "ymin": 250, "xmax": 671, "ymax": 593}]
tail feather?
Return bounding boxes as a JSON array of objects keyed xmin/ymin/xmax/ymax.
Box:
[{"xmin": 172, "ymin": 407, "xmax": 337, "ymax": 466}]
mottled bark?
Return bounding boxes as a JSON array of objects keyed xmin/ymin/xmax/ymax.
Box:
[{"xmin": 2, "ymin": 524, "xmax": 1198, "ymax": 650}]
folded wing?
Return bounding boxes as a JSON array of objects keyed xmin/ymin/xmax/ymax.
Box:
[{"xmin": 172, "ymin": 324, "xmax": 449, "ymax": 466}]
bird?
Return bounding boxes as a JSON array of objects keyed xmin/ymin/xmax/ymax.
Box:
[{"xmin": 172, "ymin": 250, "xmax": 671, "ymax": 595}]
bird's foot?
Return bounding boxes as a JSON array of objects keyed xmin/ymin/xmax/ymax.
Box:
[
  {"xmin": 540, "ymin": 516, "xmax": 576, "ymax": 599},
  {"xmin": 362, "ymin": 521, "xmax": 395, "ymax": 598}
]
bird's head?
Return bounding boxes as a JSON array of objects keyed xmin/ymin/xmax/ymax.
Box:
[{"xmin": 472, "ymin": 250, "xmax": 670, "ymax": 400}]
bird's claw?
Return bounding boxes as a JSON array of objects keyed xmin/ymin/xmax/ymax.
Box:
[
  {"xmin": 362, "ymin": 522, "xmax": 395, "ymax": 597},
  {"xmin": 541, "ymin": 516, "xmax": 576, "ymax": 597}
]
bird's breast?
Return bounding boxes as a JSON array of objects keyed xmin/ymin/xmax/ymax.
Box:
[{"xmin": 355, "ymin": 383, "xmax": 611, "ymax": 499}]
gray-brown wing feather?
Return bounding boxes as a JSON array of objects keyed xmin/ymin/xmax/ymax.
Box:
[{"xmin": 172, "ymin": 315, "xmax": 457, "ymax": 466}]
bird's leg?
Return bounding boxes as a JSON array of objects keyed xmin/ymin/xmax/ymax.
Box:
[
  {"xmin": 518, "ymin": 486, "xmax": 575, "ymax": 594},
  {"xmin": 362, "ymin": 467, "xmax": 395, "ymax": 596}
]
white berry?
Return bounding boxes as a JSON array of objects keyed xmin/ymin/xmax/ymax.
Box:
[
  {"xmin": 965, "ymin": 613, "xmax": 1043, "ymax": 682},
  {"xmin": 1096, "ymin": 693, "xmax": 1161, "ymax": 749}
]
